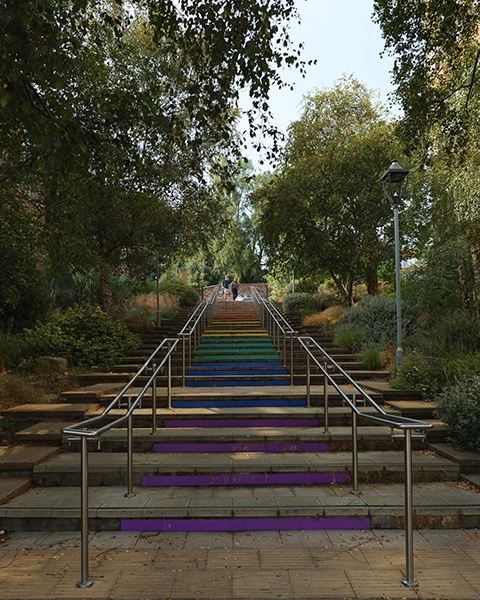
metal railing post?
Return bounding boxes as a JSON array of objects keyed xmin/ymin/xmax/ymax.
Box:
[
  {"xmin": 402, "ymin": 428, "xmax": 418, "ymax": 588},
  {"xmin": 323, "ymin": 361, "xmax": 329, "ymax": 433},
  {"xmin": 151, "ymin": 361, "xmax": 157, "ymax": 434},
  {"xmin": 167, "ymin": 342, "xmax": 172, "ymax": 409},
  {"xmin": 306, "ymin": 339, "xmax": 310, "ymax": 408},
  {"xmin": 77, "ymin": 436, "xmax": 93, "ymax": 589},
  {"xmin": 290, "ymin": 332, "xmax": 294, "ymax": 385},
  {"xmin": 125, "ymin": 396, "xmax": 135, "ymax": 498},
  {"xmin": 182, "ymin": 335, "xmax": 186, "ymax": 387},
  {"xmin": 351, "ymin": 393, "xmax": 359, "ymax": 495}
]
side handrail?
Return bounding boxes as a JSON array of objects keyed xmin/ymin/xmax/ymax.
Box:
[
  {"xmin": 297, "ymin": 335, "xmax": 432, "ymax": 589},
  {"xmin": 252, "ymin": 288, "xmax": 296, "ymax": 383},
  {"xmin": 179, "ymin": 287, "xmax": 218, "ymax": 385},
  {"xmin": 297, "ymin": 336, "xmax": 432, "ymax": 430},
  {"xmin": 61, "ymin": 337, "xmax": 179, "ymax": 589}
]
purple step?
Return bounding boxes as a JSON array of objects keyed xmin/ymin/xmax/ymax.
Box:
[
  {"xmin": 153, "ymin": 442, "xmax": 331, "ymax": 453},
  {"xmin": 164, "ymin": 419, "xmax": 319, "ymax": 429},
  {"xmin": 121, "ymin": 517, "xmax": 370, "ymax": 532},
  {"xmin": 142, "ymin": 472, "xmax": 347, "ymax": 487}
]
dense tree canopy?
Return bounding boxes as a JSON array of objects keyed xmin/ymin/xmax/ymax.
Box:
[{"xmin": 1, "ymin": 0, "xmax": 309, "ymax": 320}]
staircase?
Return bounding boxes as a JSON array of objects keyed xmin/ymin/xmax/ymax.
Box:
[{"xmin": 1, "ymin": 296, "xmax": 480, "ymax": 536}]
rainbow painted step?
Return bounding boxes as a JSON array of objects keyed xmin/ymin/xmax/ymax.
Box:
[
  {"xmin": 121, "ymin": 517, "xmax": 370, "ymax": 533},
  {"xmin": 141, "ymin": 472, "xmax": 347, "ymax": 486}
]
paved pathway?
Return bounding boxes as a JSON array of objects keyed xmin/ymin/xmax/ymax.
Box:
[{"xmin": 1, "ymin": 528, "xmax": 480, "ymax": 598}]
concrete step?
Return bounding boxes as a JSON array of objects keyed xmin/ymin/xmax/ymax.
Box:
[
  {"xmin": 33, "ymin": 449, "xmax": 459, "ymax": 487},
  {"xmin": 54, "ymin": 424, "xmax": 441, "ymax": 453},
  {"xmin": 0, "ymin": 477, "xmax": 32, "ymax": 505},
  {"xmin": 71, "ymin": 384, "xmax": 385, "ymax": 409},
  {"xmin": 4, "ymin": 403, "xmax": 97, "ymax": 432},
  {"xmin": 3, "ymin": 479, "xmax": 478, "ymax": 532},
  {"xmin": 65, "ymin": 405, "xmax": 397, "ymax": 429},
  {"xmin": 0, "ymin": 445, "xmax": 60, "ymax": 476}
]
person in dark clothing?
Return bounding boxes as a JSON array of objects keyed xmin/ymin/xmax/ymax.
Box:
[{"xmin": 231, "ymin": 277, "xmax": 239, "ymax": 301}]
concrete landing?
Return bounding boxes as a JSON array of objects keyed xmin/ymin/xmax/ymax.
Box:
[{"xmin": 2, "ymin": 529, "xmax": 480, "ymax": 599}]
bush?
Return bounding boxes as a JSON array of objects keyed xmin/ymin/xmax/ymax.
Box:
[
  {"xmin": 310, "ymin": 289, "xmax": 338, "ymax": 312},
  {"xmin": 283, "ymin": 293, "xmax": 313, "ymax": 317},
  {"xmin": 335, "ymin": 295, "xmax": 418, "ymax": 345},
  {"xmin": 158, "ymin": 280, "xmax": 198, "ymax": 306},
  {"xmin": 419, "ymin": 310, "xmax": 480, "ymax": 356},
  {"xmin": 390, "ymin": 310, "xmax": 480, "ymax": 400},
  {"xmin": 21, "ymin": 305, "xmax": 141, "ymax": 368},
  {"xmin": 391, "ymin": 349, "xmax": 480, "ymax": 401},
  {"xmin": 0, "ymin": 334, "xmax": 23, "ymax": 372},
  {"xmin": 435, "ymin": 375, "xmax": 480, "ymax": 452},
  {"xmin": 334, "ymin": 327, "xmax": 366, "ymax": 352},
  {"xmin": 359, "ymin": 345, "xmax": 385, "ymax": 370}
]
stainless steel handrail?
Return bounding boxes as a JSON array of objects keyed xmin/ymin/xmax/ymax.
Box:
[
  {"xmin": 179, "ymin": 288, "xmax": 218, "ymax": 385},
  {"xmin": 61, "ymin": 337, "xmax": 179, "ymax": 588},
  {"xmin": 297, "ymin": 335, "xmax": 432, "ymax": 588},
  {"xmin": 252, "ymin": 288, "xmax": 296, "ymax": 383}
]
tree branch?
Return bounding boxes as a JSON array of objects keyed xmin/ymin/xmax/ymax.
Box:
[{"xmin": 466, "ymin": 44, "xmax": 480, "ymax": 110}]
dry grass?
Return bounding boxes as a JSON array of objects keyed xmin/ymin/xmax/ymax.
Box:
[
  {"xmin": 130, "ymin": 292, "xmax": 179, "ymax": 314},
  {"xmin": 0, "ymin": 368, "xmax": 79, "ymax": 412},
  {"xmin": 304, "ymin": 305, "xmax": 348, "ymax": 334},
  {"xmin": 0, "ymin": 373, "xmax": 39, "ymax": 408},
  {"xmin": 117, "ymin": 293, "xmax": 182, "ymax": 334}
]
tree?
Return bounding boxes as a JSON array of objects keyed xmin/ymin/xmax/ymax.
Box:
[
  {"xmin": 256, "ymin": 77, "xmax": 402, "ymax": 306},
  {"xmin": 372, "ymin": 0, "xmax": 480, "ymax": 149},
  {"xmin": 1, "ymin": 0, "xmax": 311, "ymax": 313},
  {"xmin": 184, "ymin": 158, "xmax": 266, "ymax": 285},
  {"xmin": 373, "ymin": 2, "xmax": 480, "ymax": 316}
]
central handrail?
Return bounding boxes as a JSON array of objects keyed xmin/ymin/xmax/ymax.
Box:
[
  {"xmin": 179, "ymin": 287, "xmax": 218, "ymax": 385},
  {"xmin": 297, "ymin": 335, "xmax": 432, "ymax": 588},
  {"xmin": 252, "ymin": 288, "xmax": 296, "ymax": 382}
]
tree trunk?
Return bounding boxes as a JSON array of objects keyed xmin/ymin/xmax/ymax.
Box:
[
  {"xmin": 366, "ymin": 259, "xmax": 378, "ymax": 295},
  {"xmin": 100, "ymin": 267, "xmax": 112, "ymax": 314},
  {"xmin": 471, "ymin": 247, "xmax": 480, "ymax": 317},
  {"xmin": 329, "ymin": 268, "xmax": 349, "ymax": 306}
]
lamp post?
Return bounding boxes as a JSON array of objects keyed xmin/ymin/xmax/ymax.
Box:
[{"xmin": 381, "ymin": 160, "xmax": 409, "ymax": 377}]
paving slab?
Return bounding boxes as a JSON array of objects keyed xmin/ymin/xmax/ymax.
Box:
[
  {"xmin": 0, "ymin": 477, "xmax": 32, "ymax": 505},
  {"xmin": 0, "ymin": 445, "xmax": 59, "ymax": 469}
]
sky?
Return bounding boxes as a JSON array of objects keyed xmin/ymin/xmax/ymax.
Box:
[{"xmin": 241, "ymin": 0, "xmax": 399, "ymax": 170}]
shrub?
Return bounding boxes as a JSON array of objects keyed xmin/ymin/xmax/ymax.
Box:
[
  {"xmin": 334, "ymin": 327, "xmax": 366, "ymax": 352},
  {"xmin": 390, "ymin": 310, "xmax": 480, "ymax": 400},
  {"xmin": 359, "ymin": 345, "xmax": 385, "ymax": 370},
  {"xmin": 283, "ymin": 293, "xmax": 312, "ymax": 317},
  {"xmin": 158, "ymin": 280, "xmax": 198, "ymax": 306},
  {"xmin": 0, "ymin": 334, "xmax": 23, "ymax": 372},
  {"xmin": 21, "ymin": 305, "xmax": 141, "ymax": 368},
  {"xmin": 310, "ymin": 289, "xmax": 338, "ymax": 312},
  {"xmin": 335, "ymin": 295, "xmax": 418, "ymax": 345},
  {"xmin": 420, "ymin": 310, "xmax": 480, "ymax": 356},
  {"xmin": 435, "ymin": 375, "xmax": 480, "ymax": 452},
  {"xmin": 391, "ymin": 349, "xmax": 480, "ymax": 401},
  {"xmin": 288, "ymin": 279, "xmax": 318, "ymax": 294}
]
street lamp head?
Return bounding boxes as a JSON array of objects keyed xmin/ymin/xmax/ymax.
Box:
[{"xmin": 381, "ymin": 160, "xmax": 410, "ymax": 208}]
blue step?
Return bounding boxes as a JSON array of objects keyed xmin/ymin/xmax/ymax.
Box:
[
  {"xmin": 188, "ymin": 369, "xmax": 288, "ymax": 376},
  {"xmin": 184, "ymin": 380, "xmax": 292, "ymax": 389}
]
